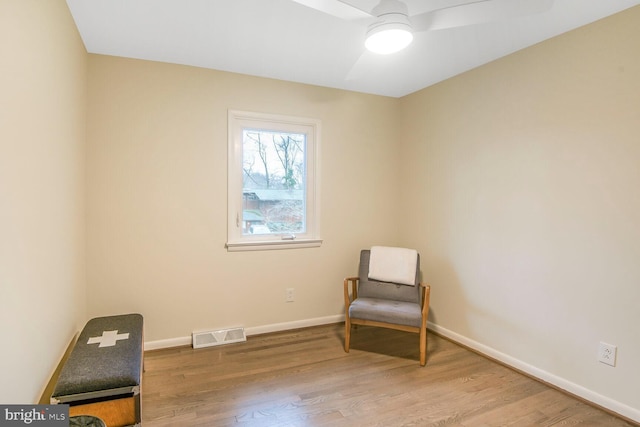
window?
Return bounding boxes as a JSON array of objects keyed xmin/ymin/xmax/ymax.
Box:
[{"xmin": 227, "ymin": 110, "xmax": 321, "ymax": 251}]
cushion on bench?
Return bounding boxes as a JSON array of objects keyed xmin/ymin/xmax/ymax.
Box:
[{"xmin": 51, "ymin": 313, "xmax": 143, "ymax": 402}]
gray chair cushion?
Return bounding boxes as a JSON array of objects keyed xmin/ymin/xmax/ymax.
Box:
[
  {"xmin": 349, "ymin": 297, "xmax": 422, "ymax": 328},
  {"xmin": 357, "ymin": 249, "xmax": 421, "ymax": 304}
]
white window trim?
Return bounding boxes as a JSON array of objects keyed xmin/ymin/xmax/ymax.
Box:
[{"xmin": 226, "ymin": 110, "xmax": 322, "ymax": 252}]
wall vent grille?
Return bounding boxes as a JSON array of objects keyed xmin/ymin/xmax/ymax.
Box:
[{"xmin": 192, "ymin": 327, "xmax": 246, "ymax": 349}]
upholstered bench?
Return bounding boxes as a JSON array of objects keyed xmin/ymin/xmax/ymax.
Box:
[{"xmin": 51, "ymin": 314, "xmax": 143, "ymax": 427}]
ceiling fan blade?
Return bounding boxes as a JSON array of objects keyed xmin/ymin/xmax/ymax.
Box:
[
  {"xmin": 412, "ymin": 0, "xmax": 555, "ymax": 32},
  {"xmin": 290, "ymin": 0, "xmax": 372, "ymax": 20},
  {"xmin": 345, "ymin": 51, "xmax": 373, "ymax": 80}
]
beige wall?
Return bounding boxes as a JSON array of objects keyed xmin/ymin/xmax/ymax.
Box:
[
  {"xmin": 0, "ymin": 0, "xmax": 86, "ymax": 403},
  {"xmin": 400, "ymin": 6, "xmax": 640, "ymax": 417},
  {"xmin": 86, "ymin": 55, "xmax": 402, "ymax": 342}
]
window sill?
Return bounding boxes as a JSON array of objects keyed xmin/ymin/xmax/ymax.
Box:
[{"xmin": 226, "ymin": 239, "xmax": 323, "ymax": 252}]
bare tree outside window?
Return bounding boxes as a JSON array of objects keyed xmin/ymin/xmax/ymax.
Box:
[{"xmin": 242, "ymin": 130, "xmax": 306, "ymax": 235}]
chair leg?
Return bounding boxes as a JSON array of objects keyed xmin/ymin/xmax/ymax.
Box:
[
  {"xmin": 344, "ymin": 317, "xmax": 351, "ymax": 353},
  {"xmin": 419, "ymin": 324, "xmax": 427, "ymax": 366}
]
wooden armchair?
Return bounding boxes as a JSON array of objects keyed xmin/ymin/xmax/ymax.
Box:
[{"xmin": 344, "ymin": 248, "xmax": 431, "ymax": 366}]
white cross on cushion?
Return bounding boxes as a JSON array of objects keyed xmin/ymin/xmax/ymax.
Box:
[{"xmin": 87, "ymin": 330, "xmax": 130, "ymax": 348}]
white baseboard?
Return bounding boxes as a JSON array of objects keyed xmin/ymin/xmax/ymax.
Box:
[
  {"xmin": 144, "ymin": 336, "xmax": 191, "ymax": 351},
  {"xmin": 144, "ymin": 314, "xmax": 344, "ymax": 351},
  {"xmin": 428, "ymin": 322, "xmax": 640, "ymax": 424},
  {"xmin": 245, "ymin": 314, "xmax": 344, "ymax": 336}
]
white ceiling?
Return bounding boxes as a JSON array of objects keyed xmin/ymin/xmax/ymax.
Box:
[{"xmin": 66, "ymin": 0, "xmax": 640, "ymax": 98}]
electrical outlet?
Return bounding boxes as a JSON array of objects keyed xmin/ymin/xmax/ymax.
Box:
[
  {"xmin": 598, "ymin": 342, "xmax": 617, "ymax": 367},
  {"xmin": 285, "ymin": 288, "xmax": 295, "ymax": 302}
]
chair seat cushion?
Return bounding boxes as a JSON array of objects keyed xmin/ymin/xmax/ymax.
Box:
[{"xmin": 349, "ymin": 297, "xmax": 422, "ymax": 328}]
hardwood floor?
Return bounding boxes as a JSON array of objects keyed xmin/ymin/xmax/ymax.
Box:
[{"xmin": 142, "ymin": 324, "xmax": 635, "ymax": 426}]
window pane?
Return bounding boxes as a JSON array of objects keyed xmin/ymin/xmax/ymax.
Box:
[{"xmin": 241, "ymin": 129, "xmax": 306, "ymax": 236}]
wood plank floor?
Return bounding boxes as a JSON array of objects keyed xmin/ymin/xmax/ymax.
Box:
[{"xmin": 142, "ymin": 324, "xmax": 635, "ymax": 426}]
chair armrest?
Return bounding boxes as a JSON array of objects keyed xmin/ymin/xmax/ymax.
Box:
[
  {"xmin": 344, "ymin": 277, "xmax": 359, "ymax": 308},
  {"xmin": 420, "ymin": 283, "xmax": 431, "ymax": 316}
]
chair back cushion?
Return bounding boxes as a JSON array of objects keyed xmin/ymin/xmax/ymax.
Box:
[{"xmin": 357, "ymin": 249, "xmax": 421, "ymax": 303}]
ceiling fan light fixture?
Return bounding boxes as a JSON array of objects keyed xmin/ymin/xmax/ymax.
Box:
[{"xmin": 365, "ymin": 16, "xmax": 413, "ymax": 55}]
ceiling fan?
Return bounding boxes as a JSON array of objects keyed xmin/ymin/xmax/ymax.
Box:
[{"xmin": 291, "ymin": 0, "xmax": 555, "ymax": 54}]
